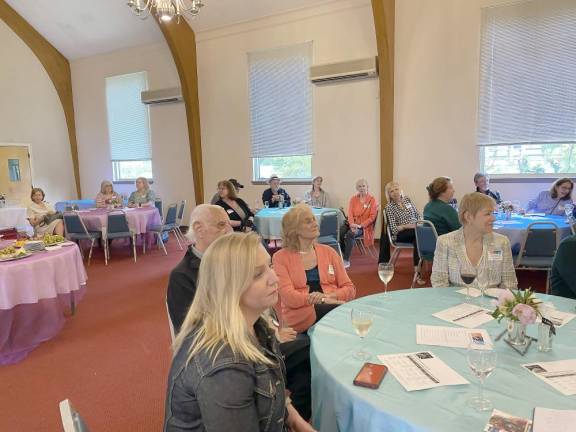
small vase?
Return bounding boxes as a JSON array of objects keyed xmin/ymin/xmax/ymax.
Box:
[{"xmin": 506, "ymin": 320, "xmax": 527, "ymax": 346}]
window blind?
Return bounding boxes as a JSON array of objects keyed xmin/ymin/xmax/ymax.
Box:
[
  {"xmin": 248, "ymin": 42, "xmax": 313, "ymax": 158},
  {"xmin": 105, "ymin": 72, "xmax": 152, "ymax": 161},
  {"xmin": 478, "ymin": 0, "xmax": 576, "ymax": 147}
]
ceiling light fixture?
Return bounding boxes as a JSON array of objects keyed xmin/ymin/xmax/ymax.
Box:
[{"xmin": 127, "ymin": 0, "xmax": 204, "ymax": 23}]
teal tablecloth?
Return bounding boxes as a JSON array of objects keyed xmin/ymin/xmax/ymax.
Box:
[
  {"xmin": 310, "ymin": 288, "xmax": 576, "ymax": 432},
  {"xmin": 254, "ymin": 207, "xmax": 343, "ymax": 239}
]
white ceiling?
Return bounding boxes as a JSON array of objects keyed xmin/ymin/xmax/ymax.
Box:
[{"xmin": 5, "ymin": 0, "xmax": 338, "ymax": 60}]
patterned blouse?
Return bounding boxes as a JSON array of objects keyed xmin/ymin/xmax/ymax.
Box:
[
  {"xmin": 385, "ymin": 197, "xmax": 420, "ymax": 239},
  {"xmin": 431, "ymin": 228, "xmax": 518, "ymax": 289},
  {"xmin": 304, "ymin": 189, "xmax": 329, "ymax": 207}
]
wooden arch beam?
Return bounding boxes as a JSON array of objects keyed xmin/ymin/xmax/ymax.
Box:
[
  {"xmin": 371, "ymin": 0, "xmax": 395, "ymax": 194},
  {"xmin": 157, "ymin": 19, "xmax": 204, "ymax": 204},
  {"xmin": 0, "ymin": 0, "xmax": 81, "ymax": 197}
]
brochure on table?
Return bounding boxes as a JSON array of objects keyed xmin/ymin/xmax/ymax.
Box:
[
  {"xmin": 377, "ymin": 351, "xmax": 469, "ymax": 392},
  {"xmin": 522, "ymin": 359, "xmax": 576, "ymax": 396},
  {"xmin": 432, "ymin": 303, "xmax": 493, "ymax": 328},
  {"xmin": 416, "ymin": 325, "xmax": 493, "ymax": 350}
]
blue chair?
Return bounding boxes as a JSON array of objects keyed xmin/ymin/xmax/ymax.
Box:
[
  {"xmin": 63, "ymin": 212, "xmax": 102, "ymax": 265},
  {"xmin": 175, "ymin": 199, "xmax": 187, "ymax": 243},
  {"xmin": 515, "ymin": 222, "xmax": 559, "ymax": 294},
  {"xmin": 154, "ymin": 200, "xmax": 163, "ymax": 219},
  {"xmin": 412, "ymin": 220, "xmax": 439, "ymax": 288},
  {"xmin": 105, "ymin": 211, "xmax": 137, "ymax": 265},
  {"xmin": 149, "ymin": 203, "xmax": 182, "ymax": 255},
  {"xmin": 384, "ymin": 208, "xmax": 414, "ymax": 264},
  {"xmin": 317, "ymin": 210, "xmax": 342, "ymax": 257},
  {"xmin": 59, "ymin": 399, "xmax": 90, "ymax": 432}
]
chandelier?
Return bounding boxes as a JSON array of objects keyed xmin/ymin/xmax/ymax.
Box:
[{"xmin": 127, "ymin": 0, "xmax": 205, "ymax": 23}]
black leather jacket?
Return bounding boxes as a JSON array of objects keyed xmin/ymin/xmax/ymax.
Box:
[{"xmin": 164, "ymin": 318, "xmax": 288, "ymax": 432}]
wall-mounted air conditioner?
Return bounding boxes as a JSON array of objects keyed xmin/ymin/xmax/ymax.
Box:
[
  {"xmin": 310, "ymin": 57, "xmax": 378, "ymax": 85},
  {"xmin": 141, "ymin": 87, "xmax": 183, "ymax": 105}
]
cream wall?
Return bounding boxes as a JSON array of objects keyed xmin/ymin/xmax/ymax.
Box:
[
  {"xmin": 395, "ymin": 0, "xmax": 553, "ymax": 210},
  {"xmin": 196, "ymin": 0, "xmax": 380, "ymax": 214},
  {"xmin": 0, "ymin": 20, "xmax": 76, "ymax": 203},
  {"xmin": 71, "ymin": 42, "xmax": 194, "ymax": 219}
]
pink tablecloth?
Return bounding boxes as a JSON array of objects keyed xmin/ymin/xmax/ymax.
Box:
[
  {"xmin": 0, "ymin": 244, "xmax": 87, "ymax": 365},
  {"xmin": 77, "ymin": 207, "xmax": 162, "ymax": 236}
]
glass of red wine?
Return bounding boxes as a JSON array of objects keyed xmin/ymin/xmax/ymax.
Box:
[{"xmin": 460, "ymin": 265, "xmax": 477, "ymax": 302}]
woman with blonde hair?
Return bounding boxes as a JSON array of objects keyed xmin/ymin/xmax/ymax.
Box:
[
  {"xmin": 527, "ymin": 177, "xmax": 574, "ymax": 215},
  {"xmin": 128, "ymin": 177, "xmax": 156, "ymax": 208},
  {"xmin": 423, "ymin": 176, "xmax": 461, "ymax": 236},
  {"xmin": 273, "ymin": 204, "xmax": 355, "ymax": 333},
  {"xmin": 431, "ymin": 192, "xmax": 517, "ymax": 289},
  {"xmin": 27, "ymin": 187, "xmax": 64, "ymax": 237},
  {"xmin": 304, "ymin": 176, "xmax": 329, "ymax": 207},
  {"xmin": 164, "ymin": 232, "xmax": 314, "ymax": 432},
  {"xmin": 95, "ymin": 180, "xmax": 123, "ymax": 208},
  {"xmin": 382, "ymin": 181, "xmax": 423, "ymax": 283},
  {"xmin": 340, "ymin": 178, "xmax": 378, "ymax": 267}
]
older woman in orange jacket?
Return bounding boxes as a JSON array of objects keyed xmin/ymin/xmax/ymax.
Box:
[
  {"xmin": 339, "ymin": 178, "xmax": 378, "ymax": 267},
  {"xmin": 273, "ymin": 204, "xmax": 356, "ymax": 333}
]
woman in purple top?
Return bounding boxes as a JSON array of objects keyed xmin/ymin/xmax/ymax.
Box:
[{"xmin": 527, "ymin": 178, "xmax": 574, "ymax": 216}]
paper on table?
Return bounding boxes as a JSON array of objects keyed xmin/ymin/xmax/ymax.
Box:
[
  {"xmin": 456, "ymin": 287, "xmax": 482, "ymax": 298},
  {"xmin": 538, "ymin": 310, "xmax": 576, "ymax": 328},
  {"xmin": 483, "ymin": 409, "xmax": 531, "ymax": 432},
  {"xmin": 533, "ymin": 408, "xmax": 576, "ymax": 432},
  {"xmin": 377, "ymin": 351, "xmax": 469, "ymax": 391},
  {"xmin": 416, "ymin": 325, "xmax": 493, "ymax": 350},
  {"xmin": 433, "ymin": 303, "xmax": 493, "ymax": 328},
  {"xmin": 522, "ymin": 359, "xmax": 576, "ymax": 396}
]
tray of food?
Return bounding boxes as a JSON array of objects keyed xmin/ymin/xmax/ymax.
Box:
[
  {"xmin": 42, "ymin": 234, "xmax": 66, "ymax": 246},
  {"xmin": 0, "ymin": 245, "xmax": 31, "ymax": 262}
]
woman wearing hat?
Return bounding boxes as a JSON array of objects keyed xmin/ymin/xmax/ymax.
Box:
[{"xmin": 262, "ymin": 175, "xmax": 291, "ymax": 208}]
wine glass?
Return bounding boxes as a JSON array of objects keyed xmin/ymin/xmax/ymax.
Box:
[
  {"xmin": 564, "ymin": 203, "xmax": 574, "ymax": 222},
  {"xmin": 476, "ymin": 268, "xmax": 490, "ymax": 307},
  {"xmin": 460, "ymin": 265, "xmax": 477, "ymax": 301},
  {"xmin": 351, "ymin": 308, "xmax": 373, "ymax": 360},
  {"xmin": 264, "ymin": 201, "xmax": 270, "ymax": 209},
  {"xmin": 467, "ymin": 343, "xmax": 497, "ymax": 411},
  {"xmin": 378, "ymin": 263, "xmax": 394, "ymax": 296}
]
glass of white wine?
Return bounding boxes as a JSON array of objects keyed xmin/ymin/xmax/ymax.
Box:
[
  {"xmin": 378, "ymin": 263, "xmax": 394, "ymax": 296},
  {"xmin": 351, "ymin": 308, "xmax": 373, "ymax": 360},
  {"xmin": 467, "ymin": 342, "xmax": 497, "ymax": 411}
]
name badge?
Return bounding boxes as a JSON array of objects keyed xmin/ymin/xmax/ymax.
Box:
[
  {"xmin": 406, "ymin": 203, "xmax": 413, "ymax": 209},
  {"xmin": 488, "ymin": 250, "xmax": 503, "ymax": 261},
  {"xmin": 328, "ymin": 264, "xmax": 335, "ymax": 275},
  {"xmin": 363, "ymin": 204, "xmax": 370, "ymax": 209},
  {"xmin": 226, "ymin": 209, "xmax": 234, "ymax": 214}
]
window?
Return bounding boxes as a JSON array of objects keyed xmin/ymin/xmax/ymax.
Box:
[
  {"xmin": 105, "ymin": 72, "xmax": 153, "ymax": 181},
  {"xmin": 248, "ymin": 43, "xmax": 313, "ymax": 181},
  {"xmin": 478, "ymin": 0, "xmax": 576, "ymax": 176},
  {"xmin": 8, "ymin": 159, "xmax": 20, "ymax": 182}
]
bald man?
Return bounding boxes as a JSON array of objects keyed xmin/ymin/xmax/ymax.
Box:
[{"xmin": 167, "ymin": 204, "xmax": 233, "ymax": 333}]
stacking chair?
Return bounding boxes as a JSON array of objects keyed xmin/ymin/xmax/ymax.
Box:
[
  {"xmin": 63, "ymin": 212, "xmax": 102, "ymax": 265},
  {"xmin": 59, "ymin": 399, "xmax": 90, "ymax": 432},
  {"xmin": 354, "ymin": 207, "xmax": 379, "ymax": 257},
  {"xmin": 383, "ymin": 209, "xmax": 414, "ymax": 264},
  {"xmin": 154, "ymin": 199, "xmax": 163, "ymax": 219},
  {"xmin": 174, "ymin": 199, "xmax": 187, "ymax": 243},
  {"xmin": 149, "ymin": 203, "xmax": 182, "ymax": 255},
  {"xmin": 515, "ymin": 222, "xmax": 560, "ymax": 294},
  {"xmin": 317, "ymin": 210, "xmax": 342, "ymax": 257},
  {"xmin": 105, "ymin": 211, "xmax": 137, "ymax": 264},
  {"xmin": 412, "ymin": 220, "xmax": 439, "ymax": 288}
]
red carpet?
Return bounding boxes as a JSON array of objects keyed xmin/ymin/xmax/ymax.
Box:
[{"xmin": 0, "ymin": 241, "xmax": 547, "ymax": 431}]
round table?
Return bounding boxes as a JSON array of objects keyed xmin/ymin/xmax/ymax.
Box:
[
  {"xmin": 0, "ymin": 206, "xmax": 29, "ymax": 231},
  {"xmin": 310, "ymin": 288, "xmax": 576, "ymax": 432},
  {"xmin": 0, "ymin": 242, "xmax": 87, "ymax": 365},
  {"xmin": 254, "ymin": 207, "xmax": 344, "ymax": 239},
  {"xmin": 77, "ymin": 207, "xmax": 161, "ymax": 236},
  {"xmin": 493, "ymin": 214, "xmax": 572, "ymax": 254}
]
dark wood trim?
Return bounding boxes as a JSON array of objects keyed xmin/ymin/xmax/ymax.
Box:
[
  {"xmin": 371, "ymin": 0, "xmax": 395, "ymax": 196},
  {"xmin": 157, "ymin": 19, "xmax": 204, "ymax": 205},
  {"xmin": 0, "ymin": 1, "xmax": 82, "ymax": 198}
]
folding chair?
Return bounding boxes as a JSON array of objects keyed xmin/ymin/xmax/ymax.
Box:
[
  {"xmin": 63, "ymin": 212, "xmax": 102, "ymax": 265},
  {"xmin": 317, "ymin": 209, "xmax": 342, "ymax": 257},
  {"xmin": 59, "ymin": 399, "xmax": 90, "ymax": 432},
  {"xmin": 106, "ymin": 211, "xmax": 137, "ymax": 264},
  {"xmin": 515, "ymin": 222, "xmax": 559, "ymax": 294},
  {"xmin": 155, "ymin": 199, "xmax": 163, "ymax": 219},
  {"xmin": 412, "ymin": 220, "xmax": 439, "ymax": 288},
  {"xmin": 383, "ymin": 209, "xmax": 414, "ymax": 264},
  {"xmin": 354, "ymin": 207, "xmax": 378, "ymax": 257}
]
